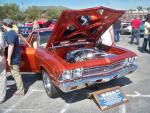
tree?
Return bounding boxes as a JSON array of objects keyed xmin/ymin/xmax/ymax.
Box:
[
  {"xmin": 0, "ymin": 6, "xmax": 5, "ymax": 20},
  {"xmin": 137, "ymin": 6, "xmax": 143, "ymax": 11},
  {"xmin": 137, "ymin": 6, "xmax": 143, "ymax": 19},
  {"xmin": 46, "ymin": 7, "xmax": 64, "ymax": 19},
  {"xmin": 24, "ymin": 6, "xmax": 42, "ymax": 22},
  {"xmin": 137, "ymin": 6, "xmax": 143, "ymax": 14},
  {"xmin": 0, "ymin": 4, "xmax": 22, "ymax": 21},
  {"xmin": 0, "ymin": 3, "xmax": 69, "ymax": 22},
  {"xmin": 146, "ymin": 7, "xmax": 150, "ymax": 13},
  {"xmin": 129, "ymin": 9, "xmax": 135, "ymax": 14}
]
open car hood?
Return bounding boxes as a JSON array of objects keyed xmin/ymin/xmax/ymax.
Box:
[{"xmin": 46, "ymin": 6, "xmax": 125, "ymax": 48}]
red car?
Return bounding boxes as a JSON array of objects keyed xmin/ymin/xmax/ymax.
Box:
[{"xmin": 20, "ymin": 6, "xmax": 137, "ymax": 98}]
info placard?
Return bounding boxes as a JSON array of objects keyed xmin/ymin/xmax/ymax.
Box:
[{"xmin": 91, "ymin": 86, "xmax": 128, "ymax": 110}]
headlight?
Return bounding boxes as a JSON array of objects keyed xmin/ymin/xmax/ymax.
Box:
[
  {"xmin": 128, "ymin": 57, "xmax": 135, "ymax": 63},
  {"xmin": 123, "ymin": 57, "xmax": 136, "ymax": 66},
  {"xmin": 123, "ymin": 58, "xmax": 129, "ymax": 66},
  {"xmin": 72, "ymin": 68, "xmax": 83, "ymax": 79},
  {"xmin": 61, "ymin": 70, "xmax": 72, "ymax": 80},
  {"xmin": 59, "ymin": 68, "xmax": 83, "ymax": 81}
]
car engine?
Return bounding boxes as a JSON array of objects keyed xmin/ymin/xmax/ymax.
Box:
[{"xmin": 65, "ymin": 47, "xmax": 116, "ymax": 63}]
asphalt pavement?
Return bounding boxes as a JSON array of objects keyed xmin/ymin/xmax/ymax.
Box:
[{"xmin": 0, "ymin": 35, "xmax": 150, "ymax": 113}]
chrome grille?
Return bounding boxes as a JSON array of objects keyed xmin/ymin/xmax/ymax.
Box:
[{"xmin": 82, "ymin": 61, "xmax": 124, "ymax": 77}]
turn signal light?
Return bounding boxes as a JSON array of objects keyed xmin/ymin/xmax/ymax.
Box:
[{"xmin": 90, "ymin": 15, "xmax": 98, "ymax": 20}]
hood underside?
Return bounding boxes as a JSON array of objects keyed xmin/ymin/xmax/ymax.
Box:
[{"xmin": 46, "ymin": 6, "xmax": 125, "ymax": 48}]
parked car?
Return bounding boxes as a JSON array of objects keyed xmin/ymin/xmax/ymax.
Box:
[
  {"xmin": 121, "ymin": 21, "xmax": 144, "ymax": 37},
  {"xmin": 19, "ymin": 7, "xmax": 137, "ymax": 98},
  {"xmin": 120, "ymin": 22, "xmax": 132, "ymax": 35},
  {"xmin": 18, "ymin": 26, "xmax": 33, "ymax": 38}
]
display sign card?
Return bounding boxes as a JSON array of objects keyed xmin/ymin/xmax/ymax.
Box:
[{"xmin": 91, "ymin": 86, "xmax": 128, "ymax": 110}]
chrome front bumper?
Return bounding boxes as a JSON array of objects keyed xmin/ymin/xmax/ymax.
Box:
[{"xmin": 58, "ymin": 64, "xmax": 137, "ymax": 92}]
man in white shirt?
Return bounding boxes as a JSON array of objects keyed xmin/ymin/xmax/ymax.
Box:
[
  {"xmin": 101, "ymin": 26, "xmax": 115, "ymax": 46},
  {"xmin": 142, "ymin": 14, "xmax": 150, "ymax": 53}
]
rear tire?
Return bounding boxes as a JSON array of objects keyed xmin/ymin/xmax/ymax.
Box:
[{"xmin": 42, "ymin": 70, "xmax": 60, "ymax": 98}]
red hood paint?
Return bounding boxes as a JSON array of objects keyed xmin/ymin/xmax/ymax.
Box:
[{"xmin": 46, "ymin": 6, "xmax": 125, "ymax": 48}]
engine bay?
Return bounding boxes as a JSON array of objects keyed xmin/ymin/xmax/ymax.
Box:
[
  {"xmin": 51, "ymin": 40, "xmax": 125, "ymax": 64},
  {"xmin": 65, "ymin": 47, "xmax": 116, "ymax": 63}
]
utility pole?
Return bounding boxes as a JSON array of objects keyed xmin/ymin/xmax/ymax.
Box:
[{"xmin": 21, "ymin": 0, "xmax": 24, "ymax": 11}]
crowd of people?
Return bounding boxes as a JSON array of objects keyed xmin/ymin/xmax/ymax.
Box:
[
  {"xmin": 128, "ymin": 14, "xmax": 150, "ymax": 53},
  {"xmin": 101, "ymin": 14, "xmax": 150, "ymax": 54}
]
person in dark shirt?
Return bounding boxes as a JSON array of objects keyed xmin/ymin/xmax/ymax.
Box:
[
  {"xmin": 3, "ymin": 18, "xmax": 24, "ymax": 95},
  {"xmin": 113, "ymin": 18, "xmax": 121, "ymax": 42}
]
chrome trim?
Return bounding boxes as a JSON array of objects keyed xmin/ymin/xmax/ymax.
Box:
[
  {"xmin": 49, "ymin": 42, "xmax": 91, "ymax": 49},
  {"xmin": 42, "ymin": 71, "xmax": 52, "ymax": 95},
  {"xmin": 58, "ymin": 64, "xmax": 137, "ymax": 92},
  {"xmin": 0, "ymin": 70, "xmax": 6, "ymax": 76},
  {"xmin": 83, "ymin": 60, "xmax": 124, "ymax": 77}
]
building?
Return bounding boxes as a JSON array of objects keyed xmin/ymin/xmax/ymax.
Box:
[{"xmin": 122, "ymin": 9, "xmax": 149, "ymax": 22}]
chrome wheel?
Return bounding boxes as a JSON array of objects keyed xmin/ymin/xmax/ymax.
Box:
[
  {"xmin": 42, "ymin": 70, "xmax": 52, "ymax": 95},
  {"xmin": 42, "ymin": 70, "xmax": 61, "ymax": 98}
]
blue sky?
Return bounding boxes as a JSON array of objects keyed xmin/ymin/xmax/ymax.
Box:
[{"xmin": 0, "ymin": 0, "xmax": 150, "ymax": 10}]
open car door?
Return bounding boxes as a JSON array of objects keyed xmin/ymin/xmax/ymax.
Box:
[{"xmin": 19, "ymin": 32, "xmax": 39, "ymax": 72}]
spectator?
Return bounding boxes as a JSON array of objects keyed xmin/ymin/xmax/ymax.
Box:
[
  {"xmin": 141, "ymin": 14, "xmax": 150, "ymax": 53},
  {"xmin": 130, "ymin": 16, "xmax": 142, "ymax": 46},
  {"xmin": 113, "ymin": 18, "xmax": 121, "ymax": 42},
  {"xmin": 12, "ymin": 22, "xmax": 19, "ymax": 33},
  {"xmin": 101, "ymin": 25, "xmax": 115, "ymax": 46},
  {"xmin": 33, "ymin": 20, "xmax": 39, "ymax": 30},
  {"xmin": 3, "ymin": 18, "xmax": 25, "ymax": 96},
  {"xmin": 38, "ymin": 15, "xmax": 47, "ymax": 28},
  {"xmin": 0, "ymin": 27, "xmax": 7, "ymax": 103}
]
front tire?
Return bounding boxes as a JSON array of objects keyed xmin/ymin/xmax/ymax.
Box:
[{"xmin": 42, "ymin": 70, "xmax": 60, "ymax": 98}]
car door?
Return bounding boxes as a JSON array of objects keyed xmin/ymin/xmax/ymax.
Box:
[{"xmin": 20, "ymin": 32, "xmax": 39, "ymax": 72}]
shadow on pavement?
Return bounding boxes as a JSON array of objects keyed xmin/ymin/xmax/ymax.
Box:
[
  {"xmin": 137, "ymin": 46, "xmax": 150, "ymax": 54},
  {"xmin": 5, "ymin": 73, "xmax": 40, "ymax": 101},
  {"xmin": 137, "ymin": 46, "xmax": 144, "ymax": 53},
  {"xmin": 60, "ymin": 76, "xmax": 132, "ymax": 103}
]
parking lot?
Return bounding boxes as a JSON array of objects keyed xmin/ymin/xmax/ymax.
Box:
[{"xmin": 0, "ymin": 35, "xmax": 150, "ymax": 113}]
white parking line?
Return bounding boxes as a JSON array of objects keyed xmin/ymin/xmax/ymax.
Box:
[
  {"xmin": 60, "ymin": 103, "xmax": 70, "ymax": 113},
  {"xmin": 127, "ymin": 94, "xmax": 150, "ymax": 98},
  {"xmin": 134, "ymin": 91, "xmax": 140, "ymax": 96},
  {"xmin": 121, "ymin": 104, "xmax": 126, "ymax": 113},
  {"xmin": 3, "ymin": 108, "xmax": 42, "ymax": 112},
  {"xmin": 31, "ymin": 89, "xmax": 45, "ymax": 92},
  {"xmin": 126, "ymin": 91, "xmax": 150, "ymax": 98},
  {"xmin": 3, "ymin": 89, "xmax": 150, "ymax": 113},
  {"xmin": 3, "ymin": 90, "xmax": 33, "ymax": 113}
]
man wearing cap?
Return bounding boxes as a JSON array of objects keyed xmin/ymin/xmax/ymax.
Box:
[{"xmin": 3, "ymin": 18, "xmax": 24, "ymax": 96}]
